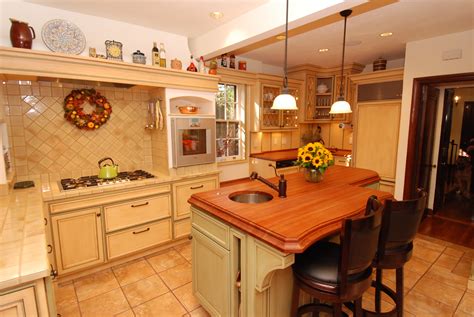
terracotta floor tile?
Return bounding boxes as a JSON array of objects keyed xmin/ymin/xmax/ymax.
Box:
[
  {"xmin": 414, "ymin": 237, "xmax": 447, "ymax": 252},
  {"xmin": 115, "ymin": 309, "xmax": 135, "ymax": 317},
  {"xmin": 425, "ymin": 265, "xmax": 468, "ymax": 291},
  {"xmin": 362, "ymin": 292, "xmax": 395, "ymax": 312},
  {"xmin": 404, "ymin": 269, "xmax": 423, "ymax": 289},
  {"xmin": 79, "ymin": 288, "xmax": 130, "ymax": 317},
  {"xmin": 454, "ymin": 310, "xmax": 473, "ymax": 317},
  {"xmin": 468, "ymin": 279, "xmax": 474, "ymax": 294},
  {"xmin": 453, "ymin": 258, "xmax": 472, "ymax": 278},
  {"xmin": 404, "ymin": 256, "xmax": 432, "ymax": 275},
  {"xmin": 159, "ymin": 262, "xmax": 192, "ymax": 290},
  {"xmin": 54, "ymin": 282, "xmax": 77, "ymax": 308},
  {"xmin": 404, "ymin": 290, "xmax": 456, "ymax": 316},
  {"xmin": 56, "ymin": 300, "xmax": 81, "ymax": 317},
  {"xmin": 435, "ymin": 253, "xmax": 462, "ymax": 271},
  {"xmin": 122, "ymin": 274, "xmax": 169, "ymax": 307},
  {"xmin": 413, "ymin": 245, "xmax": 443, "ymax": 263},
  {"xmin": 133, "ymin": 292, "xmax": 187, "ymax": 317},
  {"xmin": 175, "ymin": 242, "xmax": 192, "ymax": 261},
  {"xmin": 74, "ymin": 269, "xmax": 120, "ymax": 302},
  {"xmin": 457, "ymin": 292, "xmax": 474, "ymax": 315},
  {"xmin": 146, "ymin": 249, "xmax": 187, "ymax": 273},
  {"xmin": 173, "ymin": 282, "xmax": 200, "ymax": 312},
  {"xmin": 413, "ymin": 276, "xmax": 464, "ymax": 307},
  {"xmin": 444, "ymin": 246, "xmax": 465, "ymax": 258},
  {"xmin": 113, "ymin": 259, "xmax": 155, "ymax": 286},
  {"xmin": 189, "ymin": 306, "xmax": 211, "ymax": 317}
]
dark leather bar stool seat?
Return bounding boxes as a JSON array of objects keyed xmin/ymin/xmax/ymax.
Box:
[
  {"xmin": 365, "ymin": 190, "xmax": 427, "ymax": 317},
  {"xmin": 290, "ymin": 196, "xmax": 384, "ymax": 317}
]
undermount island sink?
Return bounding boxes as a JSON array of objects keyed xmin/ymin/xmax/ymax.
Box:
[{"xmin": 229, "ymin": 191, "xmax": 273, "ymax": 204}]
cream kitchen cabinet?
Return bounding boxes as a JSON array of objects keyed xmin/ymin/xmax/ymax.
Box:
[
  {"xmin": 172, "ymin": 175, "xmax": 219, "ymax": 239},
  {"xmin": 0, "ymin": 279, "xmax": 52, "ymax": 317},
  {"xmin": 51, "ymin": 208, "xmax": 105, "ymax": 275}
]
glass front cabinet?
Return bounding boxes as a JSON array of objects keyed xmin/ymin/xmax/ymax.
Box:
[{"xmin": 260, "ymin": 84, "xmax": 299, "ymax": 130}]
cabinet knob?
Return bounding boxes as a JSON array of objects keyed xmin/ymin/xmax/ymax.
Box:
[
  {"xmin": 188, "ymin": 234, "xmax": 193, "ymax": 240},
  {"xmin": 47, "ymin": 244, "xmax": 53, "ymax": 254},
  {"xmin": 96, "ymin": 213, "xmax": 101, "ymax": 217}
]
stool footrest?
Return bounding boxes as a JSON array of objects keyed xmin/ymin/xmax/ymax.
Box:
[
  {"xmin": 298, "ymin": 303, "xmax": 349, "ymax": 317},
  {"xmin": 362, "ymin": 280, "xmax": 398, "ymax": 317}
]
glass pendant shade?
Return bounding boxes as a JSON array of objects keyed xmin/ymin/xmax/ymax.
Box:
[
  {"xmin": 272, "ymin": 88, "xmax": 297, "ymax": 110},
  {"xmin": 329, "ymin": 98, "xmax": 352, "ymax": 114}
]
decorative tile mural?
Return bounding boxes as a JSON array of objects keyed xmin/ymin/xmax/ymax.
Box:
[{"xmin": 2, "ymin": 81, "xmax": 153, "ymax": 181}]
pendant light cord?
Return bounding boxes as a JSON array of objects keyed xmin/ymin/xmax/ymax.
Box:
[
  {"xmin": 339, "ymin": 13, "xmax": 348, "ymax": 98},
  {"xmin": 283, "ymin": 0, "xmax": 289, "ymax": 90}
]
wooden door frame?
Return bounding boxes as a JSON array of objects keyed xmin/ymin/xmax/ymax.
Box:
[{"xmin": 403, "ymin": 72, "xmax": 474, "ymax": 199}]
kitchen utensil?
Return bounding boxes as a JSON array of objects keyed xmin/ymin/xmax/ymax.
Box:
[
  {"xmin": 10, "ymin": 18, "xmax": 36, "ymax": 49},
  {"xmin": 177, "ymin": 105, "xmax": 199, "ymax": 114},
  {"xmin": 98, "ymin": 157, "xmax": 118, "ymax": 179},
  {"xmin": 41, "ymin": 19, "xmax": 86, "ymax": 54}
]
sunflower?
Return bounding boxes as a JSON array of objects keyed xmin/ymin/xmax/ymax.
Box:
[
  {"xmin": 312, "ymin": 157, "xmax": 322, "ymax": 168},
  {"xmin": 303, "ymin": 154, "xmax": 312, "ymax": 163},
  {"xmin": 314, "ymin": 142, "xmax": 323, "ymax": 149},
  {"xmin": 316, "ymin": 149, "xmax": 324, "ymax": 157},
  {"xmin": 304, "ymin": 143, "xmax": 315, "ymax": 153}
]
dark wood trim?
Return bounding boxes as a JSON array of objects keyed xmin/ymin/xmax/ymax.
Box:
[{"xmin": 403, "ymin": 72, "xmax": 474, "ymax": 199}]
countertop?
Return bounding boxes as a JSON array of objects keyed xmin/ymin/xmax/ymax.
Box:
[
  {"xmin": 0, "ymin": 185, "xmax": 49, "ymax": 290},
  {"xmin": 0, "ymin": 168, "xmax": 220, "ymax": 290},
  {"xmin": 250, "ymin": 148, "xmax": 352, "ymax": 162},
  {"xmin": 189, "ymin": 166, "xmax": 392, "ymax": 253}
]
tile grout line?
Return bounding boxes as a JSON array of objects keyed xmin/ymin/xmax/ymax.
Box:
[{"xmin": 111, "ymin": 265, "xmax": 135, "ymax": 316}]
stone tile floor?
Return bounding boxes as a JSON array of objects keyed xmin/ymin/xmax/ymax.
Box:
[{"xmin": 54, "ymin": 234, "xmax": 473, "ymax": 317}]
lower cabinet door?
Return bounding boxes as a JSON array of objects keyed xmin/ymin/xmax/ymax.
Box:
[
  {"xmin": 0, "ymin": 287, "xmax": 37, "ymax": 317},
  {"xmin": 192, "ymin": 228, "xmax": 230, "ymax": 317},
  {"xmin": 51, "ymin": 208, "xmax": 104, "ymax": 274}
]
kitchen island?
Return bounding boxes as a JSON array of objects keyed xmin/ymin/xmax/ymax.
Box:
[{"xmin": 189, "ymin": 166, "xmax": 392, "ymax": 317}]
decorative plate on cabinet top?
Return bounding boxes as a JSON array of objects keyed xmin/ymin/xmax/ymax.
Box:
[{"xmin": 41, "ymin": 19, "xmax": 86, "ymax": 55}]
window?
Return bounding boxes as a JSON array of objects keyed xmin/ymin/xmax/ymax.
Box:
[{"xmin": 216, "ymin": 83, "xmax": 246, "ymax": 161}]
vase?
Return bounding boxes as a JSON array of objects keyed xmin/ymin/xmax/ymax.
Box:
[
  {"xmin": 304, "ymin": 168, "xmax": 323, "ymax": 183},
  {"xmin": 9, "ymin": 18, "xmax": 35, "ymax": 49}
]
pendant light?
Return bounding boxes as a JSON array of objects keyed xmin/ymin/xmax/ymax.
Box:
[
  {"xmin": 329, "ymin": 9, "xmax": 352, "ymax": 114},
  {"xmin": 271, "ymin": 0, "xmax": 297, "ymax": 110}
]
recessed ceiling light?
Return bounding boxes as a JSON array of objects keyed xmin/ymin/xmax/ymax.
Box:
[
  {"xmin": 380, "ymin": 32, "xmax": 393, "ymax": 37},
  {"xmin": 210, "ymin": 11, "xmax": 224, "ymax": 20},
  {"xmin": 318, "ymin": 48, "xmax": 329, "ymax": 52},
  {"xmin": 276, "ymin": 35, "xmax": 286, "ymax": 40}
]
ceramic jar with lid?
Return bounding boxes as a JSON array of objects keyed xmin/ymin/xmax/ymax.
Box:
[
  {"xmin": 132, "ymin": 50, "xmax": 146, "ymax": 64},
  {"xmin": 171, "ymin": 58, "xmax": 182, "ymax": 70},
  {"xmin": 317, "ymin": 83, "xmax": 329, "ymax": 93}
]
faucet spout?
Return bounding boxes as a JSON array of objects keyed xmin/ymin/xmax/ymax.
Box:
[{"xmin": 249, "ymin": 172, "xmax": 287, "ymax": 198}]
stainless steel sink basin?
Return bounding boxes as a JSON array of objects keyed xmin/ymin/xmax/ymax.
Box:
[{"xmin": 228, "ymin": 191, "xmax": 273, "ymax": 204}]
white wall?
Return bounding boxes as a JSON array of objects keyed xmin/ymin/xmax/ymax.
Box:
[
  {"xmin": 1, "ymin": 0, "xmax": 191, "ymax": 65},
  {"xmin": 394, "ymin": 29, "xmax": 474, "ymax": 199},
  {"xmin": 218, "ymin": 162, "xmax": 249, "ymax": 182}
]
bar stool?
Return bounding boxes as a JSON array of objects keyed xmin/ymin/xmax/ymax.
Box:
[
  {"xmin": 365, "ymin": 190, "xmax": 427, "ymax": 317},
  {"xmin": 290, "ymin": 196, "xmax": 384, "ymax": 317}
]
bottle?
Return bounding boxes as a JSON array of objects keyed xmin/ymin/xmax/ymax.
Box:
[
  {"xmin": 152, "ymin": 42, "xmax": 159, "ymax": 66},
  {"xmin": 159, "ymin": 43, "xmax": 166, "ymax": 68},
  {"xmin": 198, "ymin": 56, "xmax": 206, "ymax": 73},
  {"xmin": 187, "ymin": 55, "xmax": 197, "ymax": 72},
  {"xmin": 229, "ymin": 54, "xmax": 236, "ymax": 69}
]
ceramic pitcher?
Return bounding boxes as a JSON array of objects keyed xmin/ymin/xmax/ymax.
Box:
[{"xmin": 10, "ymin": 18, "xmax": 36, "ymax": 49}]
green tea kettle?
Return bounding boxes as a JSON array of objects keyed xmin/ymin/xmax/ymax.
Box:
[{"xmin": 98, "ymin": 157, "xmax": 118, "ymax": 179}]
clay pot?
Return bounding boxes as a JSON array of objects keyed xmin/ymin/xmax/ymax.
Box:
[
  {"xmin": 171, "ymin": 58, "xmax": 182, "ymax": 70},
  {"xmin": 10, "ymin": 18, "xmax": 36, "ymax": 49}
]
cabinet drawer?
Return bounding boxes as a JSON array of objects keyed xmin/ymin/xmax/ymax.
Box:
[
  {"xmin": 106, "ymin": 219, "xmax": 172, "ymax": 260},
  {"xmin": 104, "ymin": 194, "xmax": 171, "ymax": 232},
  {"xmin": 173, "ymin": 177, "xmax": 218, "ymax": 220},
  {"xmin": 174, "ymin": 218, "xmax": 191, "ymax": 239},
  {"xmin": 0, "ymin": 287, "xmax": 38, "ymax": 317},
  {"xmin": 192, "ymin": 207, "xmax": 229, "ymax": 249}
]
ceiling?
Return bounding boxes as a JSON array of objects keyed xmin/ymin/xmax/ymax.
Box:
[
  {"xmin": 24, "ymin": 0, "xmax": 474, "ymax": 68},
  {"xmin": 241, "ymin": 0, "xmax": 474, "ymax": 68},
  {"xmin": 24, "ymin": 0, "xmax": 269, "ymax": 38}
]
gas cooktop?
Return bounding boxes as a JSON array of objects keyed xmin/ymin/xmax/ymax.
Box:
[{"xmin": 59, "ymin": 170, "xmax": 155, "ymax": 191}]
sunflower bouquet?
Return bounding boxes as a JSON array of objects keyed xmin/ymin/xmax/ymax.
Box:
[{"xmin": 295, "ymin": 142, "xmax": 334, "ymax": 173}]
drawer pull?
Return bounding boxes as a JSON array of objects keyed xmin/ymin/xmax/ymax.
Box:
[
  {"xmin": 133, "ymin": 228, "xmax": 150, "ymax": 235},
  {"xmin": 47, "ymin": 244, "xmax": 53, "ymax": 253},
  {"xmin": 44, "ymin": 217, "xmax": 48, "ymax": 226},
  {"xmin": 131, "ymin": 202, "xmax": 149, "ymax": 208},
  {"xmin": 190, "ymin": 185, "xmax": 204, "ymax": 190}
]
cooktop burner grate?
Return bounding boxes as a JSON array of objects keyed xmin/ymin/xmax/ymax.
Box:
[{"xmin": 59, "ymin": 170, "xmax": 155, "ymax": 191}]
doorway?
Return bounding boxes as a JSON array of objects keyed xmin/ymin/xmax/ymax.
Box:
[{"xmin": 404, "ymin": 73, "xmax": 474, "ymax": 248}]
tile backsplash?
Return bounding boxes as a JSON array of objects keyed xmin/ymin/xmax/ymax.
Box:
[{"xmin": 2, "ymin": 81, "xmax": 154, "ymax": 181}]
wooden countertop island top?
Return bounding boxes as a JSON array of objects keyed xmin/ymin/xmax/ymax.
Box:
[{"xmin": 189, "ymin": 166, "xmax": 392, "ymax": 253}]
